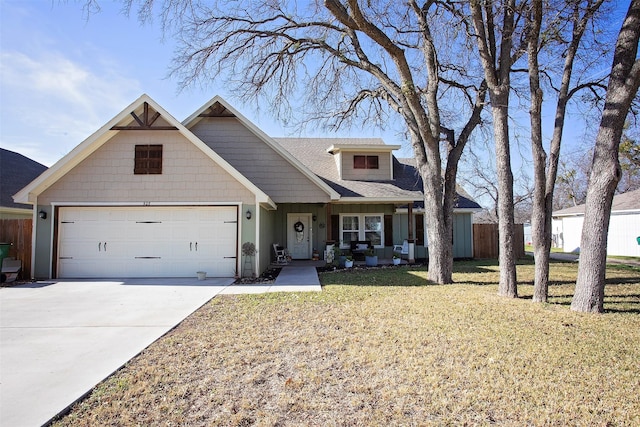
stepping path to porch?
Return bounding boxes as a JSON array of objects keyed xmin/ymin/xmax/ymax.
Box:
[
  {"xmin": 219, "ymin": 264, "xmax": 321, "ymax": 294},
  {"xmin": 273, "ymin": 265, "xmax": 321, "ymax": 289}
]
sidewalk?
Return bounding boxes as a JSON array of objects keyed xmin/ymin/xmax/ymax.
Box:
[{"xmin": 528, "ymin": 251, "xmax": 640, "ymax": 267}]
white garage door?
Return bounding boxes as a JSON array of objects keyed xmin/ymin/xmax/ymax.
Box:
[{"xmin": 57, "ymin": 206, "xmax": 238, "ymax": 278}]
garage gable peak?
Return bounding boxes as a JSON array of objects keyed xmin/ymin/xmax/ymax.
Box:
[{"xmin": 14, "ymin": 94, "xmax": 274, "ymax": 208}]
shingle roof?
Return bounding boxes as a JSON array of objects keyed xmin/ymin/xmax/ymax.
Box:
[
  {"xmin": 274, "ymin": 138, "xmax": 481, "ymax": 209},
  {"xmin": 0, "ymin": 148, "xmax": 47, "ymax": 209},
  {"xmin": 553, "ymin": 188, "xmax": 640, "ymax": 216}
]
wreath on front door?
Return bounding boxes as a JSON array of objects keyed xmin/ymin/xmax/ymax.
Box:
[{"xmin": 294, "ymin": 221, "xmax": 305, "ymax": 243}]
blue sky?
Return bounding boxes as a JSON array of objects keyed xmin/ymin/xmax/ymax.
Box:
[
  {"xmin": 1, "ymin": 1, "xmax": 397, "ymax": 167},
  {"xmin": 0, "ymin": 0, "xmax": 632, "ymax": 191}
]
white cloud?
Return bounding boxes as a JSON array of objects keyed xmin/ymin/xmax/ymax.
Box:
[{"xmin": 0, "ymin": 50, "xmax": 142, "ymax": 165}]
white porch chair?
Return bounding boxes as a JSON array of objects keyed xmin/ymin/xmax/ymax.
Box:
[
  {"xmin": 393, "ymin": 240, "xmax": 409, "ymax": 259},
  {"xmin": 273, "ymin": 243, "xmax": 288, "ymax": 264}
]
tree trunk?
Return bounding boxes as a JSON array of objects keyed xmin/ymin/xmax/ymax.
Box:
[
  {"xmin": 526, "ymin": 0, "xmax": 548, "ymax": 302},
  {"xmin": 531, "ymin": 0, "xmax": 605, "ymax": 303},
  {"xmin": 469, "ymin": 0, "xmax": 518, "ymax": 298},
  {"xmin": 425, "ymin": 205, "xmax": 453, "ymax": 284},
  {"xmin": 416, "ymin": 137, "xmax": 454, "ymax": 284},
  {"xmin": 572, "ymin": 0, "xmax": 640, "ymax": 313},
  {"xmin": 491, "ymin": 90, "xmax": 518, "ymax": 298}
]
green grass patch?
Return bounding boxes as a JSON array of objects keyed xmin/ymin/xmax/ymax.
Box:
[
  {"xmin": 53, "ymin": 260, "xmax": 640, "ymax": 426},
  {"xmin": 525, "ymin": 244, "xmax": 572, "ymax": 253}
]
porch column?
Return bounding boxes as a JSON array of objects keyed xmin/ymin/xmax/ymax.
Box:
[
  {"xmin": 326, "ymin": 203, "xmax": 332, "ymax": 241},
  {"xmin": 407, "ymin": 203, "xmax": 415, "ymax": 263}
]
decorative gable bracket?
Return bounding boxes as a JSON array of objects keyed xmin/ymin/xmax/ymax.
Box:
[{"xmin": 111, "ymin": 102, "xmax": 178, "ymax": 131}]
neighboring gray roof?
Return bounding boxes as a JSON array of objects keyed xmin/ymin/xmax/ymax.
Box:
[
  {"xmin": 0, "ymin": 148, "xmax": 47, "ymax": 209},
  {"xmin": 553, "ymin": 188, "xmax": 640, "ymax": 216},
  {"xmin": 275, "ymin": 138, "xmax": 481, "ymax": 209}
]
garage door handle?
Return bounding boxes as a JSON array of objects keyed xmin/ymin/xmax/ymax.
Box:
[
  {"xmin": 190, "ymin": 242, "xmax": 192, "ymax": 251},
  {"xmin": 195, "ymin": 242, "xmax": 198, "ymax": 251},
  {"xmin": 104, "ymin": 242, "xmax": 107, "ymax": 252}
]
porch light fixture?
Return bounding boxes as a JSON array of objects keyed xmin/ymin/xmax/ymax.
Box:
[
  {"xmin": 312, "ymin": 215, "xmax": 317, "ymax": 222},
  {"xmin": 39, "ymin": 210, "xmax": 47, "ymax": 220},
  {"xmin": 246, "ymin": 210, "xmax": 252, "ymax": 220}
]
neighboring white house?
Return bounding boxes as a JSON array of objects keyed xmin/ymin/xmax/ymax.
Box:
[{"xmin": 552, "ymin": 188, "xmax": 640, "ymax": 257}]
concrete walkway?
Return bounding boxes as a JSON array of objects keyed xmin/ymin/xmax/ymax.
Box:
[
  {"xmin": 214, "ymin": 265, "xmax": 322, "ymax": 294},
  {"xmin": 0, "ymin": 275, "xmax": 320, "ymax": 427},
  {"xmin": 529, "ymin": 251, "xmax": 640, "ymax": 267}
]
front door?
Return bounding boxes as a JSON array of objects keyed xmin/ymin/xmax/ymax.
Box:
[{"xmin": 287, "ymin": 213, "xmax": 312, "ymax": 259}]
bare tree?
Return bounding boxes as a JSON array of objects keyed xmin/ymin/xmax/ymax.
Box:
[
  {"xmin": 572, "ymin": 0, "xmax": 640, "ymax": 313},
  {"xmin": 618, "ymin": 125, "xmax": 640, "ymax": 192},
  {"xmin": 526, "ymin": 0, "xmax": 606, "ymax": 303},
  {"xmin": 469, "ymin": 0, "xmax": 523, "ymax": 297},
  {"xmin": 555, "ymin": 131, "xmax": 640, "ymax": 211},
  {"xmin": 108, "ymin": 0, "xmax": 488, "ymax": 284},
  {"xmin": 555, "ymin": 156, "xmax": 591, "ymax": 208},
  {"xmin": 460, "ymin": 142, "xmax": 534, "ymax": 222}
]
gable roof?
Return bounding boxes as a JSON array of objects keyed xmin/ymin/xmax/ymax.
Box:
[
  {"xmin": 553, "ymin": 188, "xmax": 640, "ymax": 217},
  {"xmin": 184, "ymin": 96, "xmax": 340, "ymax": 201},
  {"xmin": 0, "ymin": 148, "xmax": 47, "ymax": 210},
  {"xmin": 276, "ymin": 138, "xmax": 481, "ymax": 208},
  {"xmin": 13, "ymin": 94, "xmax": 275, "ymax": 209}
]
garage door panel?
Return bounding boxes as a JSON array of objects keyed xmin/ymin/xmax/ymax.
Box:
[{"xmin": 58, "ymin": 206, "xmax": 238, "ymax": 278}]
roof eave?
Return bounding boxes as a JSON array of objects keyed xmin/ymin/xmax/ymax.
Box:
[
  {"xmin": 327, "ymin": 144, "xmax": 402, "ymax": 154},
  {"xmin": 335, "ymin": 196, "xmax": 423, "ymax": 204}
]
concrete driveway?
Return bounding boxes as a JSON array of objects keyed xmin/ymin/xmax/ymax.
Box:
[{"xmin": 1, "ymin": 278, "xmax": 235, "ymax": 427}]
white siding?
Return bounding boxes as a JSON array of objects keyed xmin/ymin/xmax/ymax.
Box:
[
  {"xmin": 560, "ymin": 212, "xmax": 640, "ymax": 256},
  {"xmin": 38, "ymin": 130, "xmax": 255, "ymax": 205},
  {"xmin": 561, "ymin": 216, "xmax": 583, "ymax": 253},
  {"xmin": 607, "ymin": 213, "xmax": 640, "ymax": 256}
]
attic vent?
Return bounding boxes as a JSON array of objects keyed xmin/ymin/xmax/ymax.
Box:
[{"xmin": 198, "ymin": 102, "xmax": 235, "ymax": 117}]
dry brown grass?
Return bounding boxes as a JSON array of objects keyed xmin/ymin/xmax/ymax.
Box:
[{"xmin": 53, "ymin": 260, "xmax": 640, "ymax": 426}]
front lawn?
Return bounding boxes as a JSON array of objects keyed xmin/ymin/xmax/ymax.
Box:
[{"xmin": 53, "ymin": 260, "xmax": 640, "ymax": 426}]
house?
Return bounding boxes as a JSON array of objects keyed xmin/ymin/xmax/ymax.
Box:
[
  {"xmin": 1, "ymin": 148, "xmax": 48, "ymax": 219},
  {"xmin": 14, "ymin": 94, "xmax": 481, "ymax": 280},
  {"xmin": 552, "ymin": 188, "xmax": 640, "ymax": 257}
]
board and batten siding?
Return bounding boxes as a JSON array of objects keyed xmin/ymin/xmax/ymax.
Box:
[
  {"xmin": 452, "ymin": 213, "xmax": 473, "ymax": 258},
  {"xmin": 37, "ymin": 131, "xmax": 256, "ymax": 205},
  {"xmin": 190, "ymin": 118, "xmax": 331, "ymax": 204}
]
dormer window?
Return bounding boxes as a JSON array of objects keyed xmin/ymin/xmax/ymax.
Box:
[{"xmin": 353, "ymin": 155, "xmax": 379, "ymax": 169}]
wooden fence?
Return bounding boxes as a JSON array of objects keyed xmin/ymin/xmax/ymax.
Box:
[
  {"xmin": 473, "ymin": 223, "xmax": 525, "ymax": 259},
  {"xmin": 0, "ymin": 219, "xmax": 32, "ymax": 280}
]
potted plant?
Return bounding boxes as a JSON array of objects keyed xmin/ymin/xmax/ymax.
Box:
[
  {"xmin": 392, "ymin": 252, "xmax": 401, "ymax": 265},
  {"xmin": 333, "ymin": 246, "xmax": 346, "ymax": 267},
  {"xmin": 364, "ymin": 247, "xmax": 378, "ymax": 267},
  {"xmin": 345, "ymin": 255, "xmax": 354, "ymax": 268}
]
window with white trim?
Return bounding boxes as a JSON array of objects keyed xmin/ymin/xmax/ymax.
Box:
[
  {"xmin": 340, "ymin": 214, "xmax": 384, "ymax": 248},
  {"xmin": 341, "ymin": 215, "xmax": 359, "ymax": 247}
]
